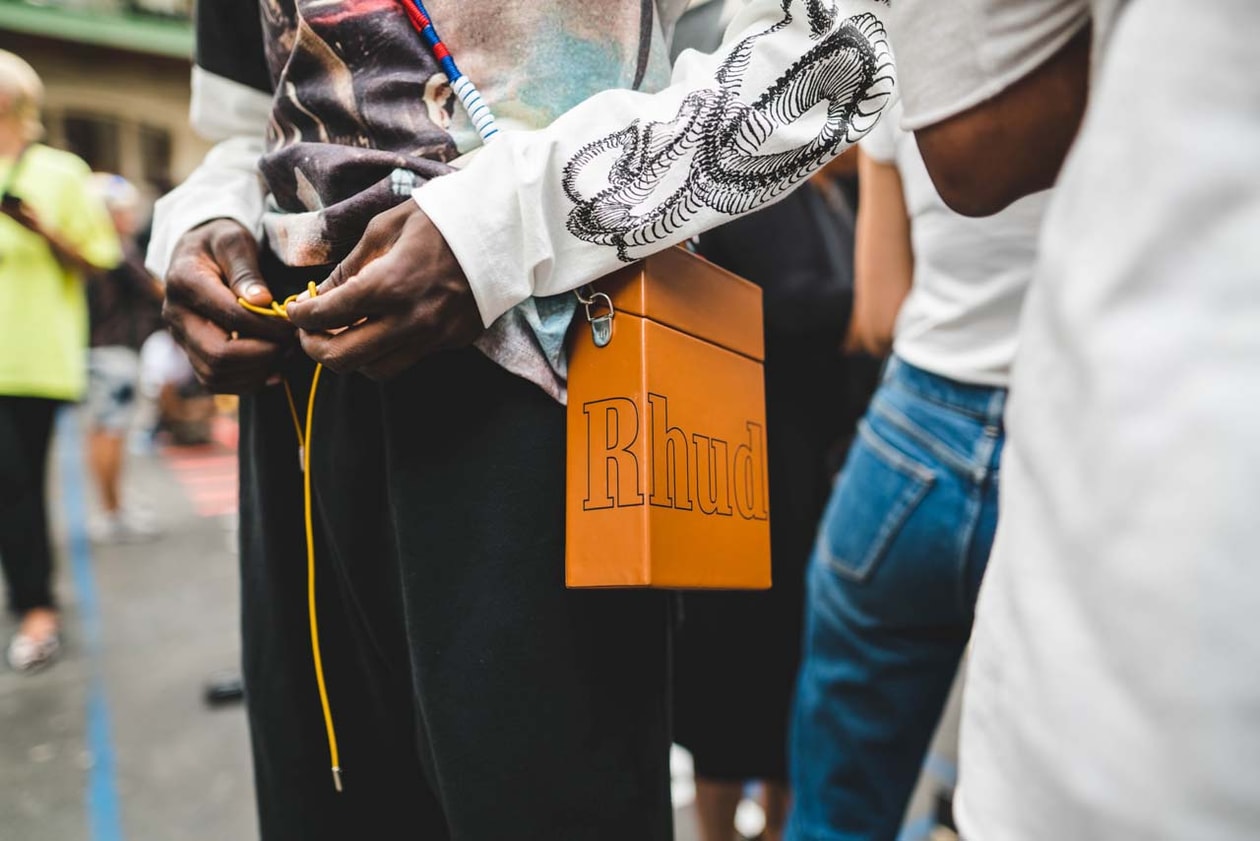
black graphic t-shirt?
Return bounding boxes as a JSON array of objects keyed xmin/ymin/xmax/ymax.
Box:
[{"xmin": 199, "ymin": 0, "xmax": 680, "ymax": 267}]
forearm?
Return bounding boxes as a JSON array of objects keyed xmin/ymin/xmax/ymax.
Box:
[
  {"xmin": 850, "ymin": 151, "xmax": 912, "ymax": 355},
  {"xmin": 416, "ymin": 0, "xmax": 895, "ymax": 327},
  {"xmin": 3, "ymin": 205, "xmax": 112, "ymax": 278},
  {"xmin": 42, "ymin": 233, "xmax": 104, "ymax": 277}
]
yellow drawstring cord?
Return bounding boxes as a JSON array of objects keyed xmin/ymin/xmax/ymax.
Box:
[{"xmin": 240, "ymin": 283, "xmax": 343, "ymax": 793}]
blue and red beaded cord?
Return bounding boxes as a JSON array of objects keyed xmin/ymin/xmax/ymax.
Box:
[{"xmin": 400, "ymin": 0, "xmax": 500, "ymax": 144}]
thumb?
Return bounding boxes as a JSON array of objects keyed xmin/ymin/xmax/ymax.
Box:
[{"xmin": 209, "ymin": 223, "xmax": 272, "ymax": 306}]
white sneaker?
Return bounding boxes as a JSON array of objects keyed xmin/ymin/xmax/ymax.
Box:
[
  {"xmin": 7, "ymin": 631, "xmax": 60, "ymax": 673},
  {"xmin": 92, "ymin": 511, "xmax": 161, "ymax": 544}
]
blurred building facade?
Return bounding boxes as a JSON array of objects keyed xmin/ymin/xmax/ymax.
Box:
[{"xmin": 0, "ymin": 0, "xmax": 209, "ymax": 209}]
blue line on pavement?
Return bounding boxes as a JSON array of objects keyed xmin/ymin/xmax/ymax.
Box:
[
  {"xmin": 57, "ymin": 408, "xmax": 125, "ymax": 841},
  {"xmin": 897, "ymin": 815, "xmax": 938, "ymax": 841}
]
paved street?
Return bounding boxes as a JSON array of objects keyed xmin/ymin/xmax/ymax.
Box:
[
  {"xmin": 0, "ymin": 409, "xmax": 253, "ymax": 841},
  {"xmin": 0, "ymin": 408, "xmax": 717, "ymax": 841},
  {"xmin": 0, "ymin": 407, "xmax": 955, "ymax": 841}
]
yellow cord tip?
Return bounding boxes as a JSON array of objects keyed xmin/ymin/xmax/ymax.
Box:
[{"xmin": 332, "ymin": 767, "xmax": 343, "ymax": 793}]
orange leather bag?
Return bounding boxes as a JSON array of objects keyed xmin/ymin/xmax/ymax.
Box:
[{"xmin": 566, "ymin": 246, "xmax": 771, "ymax": 589}]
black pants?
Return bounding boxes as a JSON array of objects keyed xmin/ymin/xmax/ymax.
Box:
[
  {"xmin": 238, "ymin": 281, "xmax": 673, "ymax": 840},
  {"xmin": 0, "ymin": 396, "xmax": 59, "ymax": 616}
]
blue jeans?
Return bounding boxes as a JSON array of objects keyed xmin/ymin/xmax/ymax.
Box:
[{"xmin": 786, "ymin": 357, "xmax": 1006, "ymax": 841}]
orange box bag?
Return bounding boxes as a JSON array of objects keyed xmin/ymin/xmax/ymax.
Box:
[{"xmin": 566, "ymin": 246, "xmax": 771, "ymax": 590}]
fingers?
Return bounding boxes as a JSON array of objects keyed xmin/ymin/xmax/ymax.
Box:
[
  {"xmin": 286, "ymin": 200, "xmax": 479, "ymax": 380},
  {"xmin": 296, "ymin": 318, "xmax": 395, "ymax": 375},
  {"xmin": 164, "ymin": 301, "xmax": 291, "ymax": 394},
  {"xmin": 286, "ymin": 257, "xmax": 396, "ymax": 333},
  {"xmin": 285, "ymin": 205, "xmax": 412, "ymax": 331},
  {"xmin": 322, "ymin": 202, "xmax": 411, "ymax": 291},
  {"xmin": 207, "ymin": 223, "xmax": 273, "ymax": 306},
  {"xmin": 166, "ymin": 249, "xmax": 293, "ymax": 342},
  {"xmin": 295, "ymin": 290, "xmax": 476, "ymax": 381},
  {"xmin": 163, "ymin": 219, "xmax": 297, "ymax": 392},
  {"xmin": 165, "ymin": 226, "xmax": 293, "ymax": 343}
]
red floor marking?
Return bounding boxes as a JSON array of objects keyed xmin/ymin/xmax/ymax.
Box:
[
  {"xmin": 160, "ymin": 417, "xmax": 239, "ymax": 518},
  {"xmin": 173, "ymin": 471, "xmax": 238, "ymax": 486},
  {"xmin": 211, "ymin": 415, "xmax": 239, "ymax": 451}
]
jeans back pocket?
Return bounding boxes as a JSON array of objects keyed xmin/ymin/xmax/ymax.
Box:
[{"xmin": 818, "ymin": 419, "xmax": 935, "ymax": 583}]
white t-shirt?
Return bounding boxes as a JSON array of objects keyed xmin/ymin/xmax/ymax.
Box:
[
  {"xmin": 860, "ymin": 100, "xmax": 1047, "ymax": 387},
  {"xmin": 891, "ymin": 1, "xmax": 1260, "ymax": 839}
]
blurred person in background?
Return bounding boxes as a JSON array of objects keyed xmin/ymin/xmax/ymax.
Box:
[
  {"xmin": 677, "ymin": 155, "xmax": 878, "ymax": 841},
  {"xmin": 668, "ymin": 10, "xmax": 881, "ymax": 841},
  {"xmin": 786, "ymin": 96, "xmax": 1050, "ymax": 841},
  {"xmin": 86, "ymin": 173, "xmax": 165, "ymax": 543},
  {"xmin": 138, "ymin": 327, "xmax": 216, "ymax": 448},
  {"xmin": 0, "ymin": 49, "xmax": 121, "ymax": 672}
]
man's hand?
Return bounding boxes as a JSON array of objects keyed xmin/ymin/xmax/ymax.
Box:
[
  {"xmin": 285, "ymin": 201, "xmax": 484, "ymax": 381},
  {"xmin": 163, "ymin": 219, "xmax": 296, "ymax": 393}
]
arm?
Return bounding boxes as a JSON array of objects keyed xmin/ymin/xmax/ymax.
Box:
[
  {"xmin": 287, "ymin": 0, "xmax": 896, "ymax": 377},
  {"xmin": 145, "ymin": 134, "xmax": 269, "ymax": 282},
  {"xmin": 1, "ymin": 198, "xmax": 114, "ymax": 278},
  {"xmin": 417, "ymin": 0, "xmax": 895, "ymax": 327},
  {"xmin": 888, "ymin": 0, "xmax": 1090, "ymax": 217},
  {"xmin": 146, "ymin": 0, "xmax": 273, "ymax": 282},
  {"xmin": 149, "ymin": 0, "xmax": 296, "ymax": 393},
  {"xmin": 914, "ymin": 26, "xmax": 1090, "ymax": 216},
  {"xmin": 847, "ymin": 148, "xmax": 912, "ymax": 356}
]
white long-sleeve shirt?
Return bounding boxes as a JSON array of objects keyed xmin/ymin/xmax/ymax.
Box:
[{"xmin": 149, "ymin": 0, "xmax": 893, "ymax": 401}]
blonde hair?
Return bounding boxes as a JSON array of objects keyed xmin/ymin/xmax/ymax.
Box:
[{"xmin": 0, "ymin": 50, "xmax": 45, "ymax": 142}]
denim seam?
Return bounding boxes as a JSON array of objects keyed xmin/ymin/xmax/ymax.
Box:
[
  {"xmin": 872, "ymin": 397, "xmax": 978, "ymax": 480},
  {"xmin": 953, "ymin": 418, "xmax": 1002, "ymax": 615},
  {"xmin": 884, "ymin": 377, "xmax": 993, "ymax": 423},
  {"xmin": 856, "ymin": 417, "xmax": 936, "ymax": 483},
  {"xmin": 822, "ymin": 422, "xmax": 934, "ymax": 583},
  {"xmin": 954, "ymin": 470, "xmax": 984, "ymax": 617},
  {"xmin": 986, "ymin": 384, "xmax": 1008, "ymax": 424}
]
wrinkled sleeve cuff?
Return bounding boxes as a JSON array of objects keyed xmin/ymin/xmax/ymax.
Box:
[
  {"xmin": 145, "ymin": 136, "xmax": 266, "ymax": 281},
  {"xmin": 413, "ymin": 172, "xmax": 533, "ymax": 328}
]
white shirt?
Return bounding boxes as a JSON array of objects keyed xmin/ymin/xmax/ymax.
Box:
[
  {"xmin": 891, "ymin": 1, "xmax": 1260, "ymax": 839},
  {"xmin": 860, "ymin": 100, "xmax": 1046, "ymax": 387}
]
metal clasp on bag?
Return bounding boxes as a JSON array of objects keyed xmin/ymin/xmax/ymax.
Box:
[{"xmin": 575, "ymin": 286, "xmax": 615, "ymax": 348}]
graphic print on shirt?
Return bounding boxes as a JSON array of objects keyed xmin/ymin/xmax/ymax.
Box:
[
  {"xmin": 562, "ymin": 3, "xmax": 892, "ymax": 261},
  {"xmin": 256, "ymin": 0, "xmax": 458, "ymax": 266},
  {"xmin": 243, "ymin": 0, "xmax": 672, "ymax": 267}
]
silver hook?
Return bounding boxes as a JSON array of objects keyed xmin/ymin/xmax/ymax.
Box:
[{"xmin": 575, "ymin": 287, "xmax": 615, "ymax": 348}]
